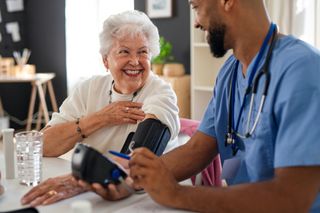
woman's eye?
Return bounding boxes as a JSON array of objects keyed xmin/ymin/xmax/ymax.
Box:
[
  {"xmin": 119, "ymin": 50, "xmax": 129, "ymax": 54},
  {"xmin": 139, "ymin": 50, "xmax": 149, "ymax": 55}
]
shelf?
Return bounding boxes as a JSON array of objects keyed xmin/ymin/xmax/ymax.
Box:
[
  {"xmin": 190, "ymin": 9, "xmax": 230, "ymax": 120},
  {"xmin": 193, "ymin": 86, "xmax": 213, "ymax": 92},
  {"xmin": 160, "ymin": 75, "xmax": 191, "ymax": 118},
  {"xmin": 191, "ymin": 90, "xmax": 213, "ymax": 120},
  {"xmin": 194, "ymin": 42, "xmax": 209, "ymax": 47}
]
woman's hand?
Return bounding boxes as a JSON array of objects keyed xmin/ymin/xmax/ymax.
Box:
[
  {"xmin": 97, "ymin": 101, "xmax": 145, "ymax": 126},
  {"xmin": 21, "ymin": 174, "xmax": 89, "ymax": 206}
]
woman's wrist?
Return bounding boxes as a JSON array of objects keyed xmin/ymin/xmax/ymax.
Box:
[
  {"xmin": 92, "ymin": 111, "xmax": 111, "ymax": 128},
  {"xmin": 74, "ymin": 114, "xmax": 105, "ymax": 139},
  {"xmin": 75, "ymin": 118, "xmax": 87, "ymax": 140}
]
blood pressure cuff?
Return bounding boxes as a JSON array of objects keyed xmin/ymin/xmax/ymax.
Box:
[
  {"xmin": 71, "ymin": 143, "xmax": 127, "ymax": 186},
  {"xmin": 120, "ymin": 118, "xmax": 171, "ymax": 156}
]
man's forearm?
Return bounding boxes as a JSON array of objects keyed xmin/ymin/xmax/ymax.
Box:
[
  {"xmin": 162, "ymin": 131, "xmax": 218, "ymax": 182},
  {"xmin": 168, "ymin": 166, "xmax": 320, "ymax": 213}
]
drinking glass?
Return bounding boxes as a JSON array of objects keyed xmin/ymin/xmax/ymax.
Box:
[{"xmin": 15, "ymin": 131, "xmax": 43, "ymax": 186}]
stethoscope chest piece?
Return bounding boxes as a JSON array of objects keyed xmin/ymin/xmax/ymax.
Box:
[{"xmin": 225, "ymin": 133, "xmax": 234, "ymax": 145}]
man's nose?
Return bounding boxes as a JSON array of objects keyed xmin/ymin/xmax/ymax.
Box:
[
  {"xmin": 194, "ymin": 17, "xmax": 204, "ymax": 30},
  {"xmin": 194, "ymin": 21, "xmax": 200, "ymax": 29},
  {"xmin": 194, "ymin": 16, "xmax": 200, "ymax": 28}
]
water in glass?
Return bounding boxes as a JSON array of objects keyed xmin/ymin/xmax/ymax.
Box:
[{"xmin": 15, "ymin": 131, "xmax": 43, "ymax": 186}]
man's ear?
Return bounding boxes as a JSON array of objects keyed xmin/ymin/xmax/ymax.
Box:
[
  {"xmin": 220, "ymin": 0, "xmax": 235, "ymax": 12},
  {"xmin": 102, "ymin": 56, "xmax": 109, "ymax": 70}
]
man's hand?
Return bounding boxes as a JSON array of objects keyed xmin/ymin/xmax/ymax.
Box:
[
  {"xmin": 21, "ymin": 174, "xmax": 89, "ymax": 206},
  {"xmin": 129, "ymin": 148, "xmax": 181, "ymax": 207},
  {"xmin": 78, "ymin": 178, "xmax": 133, "ymax": 201}
]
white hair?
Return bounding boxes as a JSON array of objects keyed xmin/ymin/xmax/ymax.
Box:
[{"xmin": 99, "ymin": 10, "xmax": 160, "ymax": 58}]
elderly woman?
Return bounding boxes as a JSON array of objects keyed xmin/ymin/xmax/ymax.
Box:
[
  {"xmin": 21, "ymin": 10, "xmax": 179, "ymax": 206},
  {"xmin": 42, "ymin": 10, "xmax": 179, "ymax": 157}
]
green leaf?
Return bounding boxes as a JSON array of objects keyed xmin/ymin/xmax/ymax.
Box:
[{"xmin": 151, "ymin": 36, "xmax": 175, "ymax": 64}]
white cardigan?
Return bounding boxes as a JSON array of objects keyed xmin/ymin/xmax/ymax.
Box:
[{"xmin": 48, "ymin": 72, "xmax": 180, "ymax": 155}]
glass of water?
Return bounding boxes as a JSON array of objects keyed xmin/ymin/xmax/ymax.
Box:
[{"xmin": 15, "ymin": 131, "xmax": 43, "ymax": 186}]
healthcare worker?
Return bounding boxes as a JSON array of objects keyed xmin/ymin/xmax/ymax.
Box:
[
  {"xmin": 127, "ymin": 0, "xmax": 320, "ymax": 212},
  {"xmin": 87, "ymin": 0, "xmax": 320, "ymax": 212}
]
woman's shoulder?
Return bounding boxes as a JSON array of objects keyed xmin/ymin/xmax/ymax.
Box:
[
  {"xmin": 85, "ymin": 74, "xmax": 112, "ymax": 84},
  {"xmin": 137, "ymin": 72, "xmax": 174, "ymax": 99},
  {"xmin": 75, "ymin": 74, "xmax": 112, "ymax": 90},
  {"xmin": 68, "ymin": 74, "xmax": 113, "ymax": 99},
  {"xmin": 144, "ymin": 72, "xmax": 171, "ymax": 90}
]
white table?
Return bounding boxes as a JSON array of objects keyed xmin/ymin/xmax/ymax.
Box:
[{"xmin": 0, "ymin": 142, "xmax": 193, "ymax": 213}]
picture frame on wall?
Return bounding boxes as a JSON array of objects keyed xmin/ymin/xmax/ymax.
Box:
[{"xmin": 147, "ymin": 0, "xmax": 172, "ymax": 18}]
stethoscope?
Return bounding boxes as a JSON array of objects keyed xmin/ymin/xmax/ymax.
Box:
[{"xmin": 225, "ymin": 23, "xmax": 278, "ymax": 156}]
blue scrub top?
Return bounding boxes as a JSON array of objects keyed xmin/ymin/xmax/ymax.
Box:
[{"xmin": 198, "ymin": 35, "xmax": 320, "ymax": 212}]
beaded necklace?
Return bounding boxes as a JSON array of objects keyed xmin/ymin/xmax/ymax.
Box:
[{"xmin": 108, "ymin": 80, "xmax": 139, "ymax": 104}]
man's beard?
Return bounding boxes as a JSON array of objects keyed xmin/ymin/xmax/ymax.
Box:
[{"xmin": 207, "ymin": 24, "xmax": 227, "ymax": 58}]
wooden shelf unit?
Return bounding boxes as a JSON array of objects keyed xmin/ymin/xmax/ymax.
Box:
[{"xmin": 190, "ymin": 10, "xmax": 231, "ymax": 120}]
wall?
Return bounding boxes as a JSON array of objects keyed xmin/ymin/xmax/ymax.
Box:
[
  {"xmin": 134, "ymin": 0, "xmax": 190, "ymax": 74},
  {"xmin": 0, "ymin": 1, "xmax": 27, "ymax": 56},
  {"xmin": 1, "ymin": 0, "xmax": 189, "ymax": 129},
  {"xmin": 0, "ymin": 0, "xmax": 67, "ymax": 130},
  {"xmin": 25, "ymin": 0, "xmax": 67, "ymax": 104}
]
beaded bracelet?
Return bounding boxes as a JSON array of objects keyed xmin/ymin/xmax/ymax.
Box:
[{"xmin": 76, "ymin": 118, "xmax": 86, "ymax": 140}]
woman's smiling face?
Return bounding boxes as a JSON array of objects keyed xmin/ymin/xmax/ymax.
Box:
[{"xmin": 103, "ymin": 34, "xmax": 151, "ymax": 94}]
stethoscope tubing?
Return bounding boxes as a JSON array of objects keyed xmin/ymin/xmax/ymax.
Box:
[{"xmin": 227, "ymin": 23, "xmax": 278, "ymax": 142}]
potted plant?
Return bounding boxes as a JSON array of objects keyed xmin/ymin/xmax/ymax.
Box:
[
  {"xmin": 152, "ymin": 37, "xmax": 185, "ymax": 77},
  {"xmin": 151, "ymin": 36, "xmax": 174, "ymax": 75}
]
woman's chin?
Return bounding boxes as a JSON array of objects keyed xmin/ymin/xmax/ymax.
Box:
[{"xmin": 129, "ymin": 85, "xmax": 143, "ymax": 93}]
